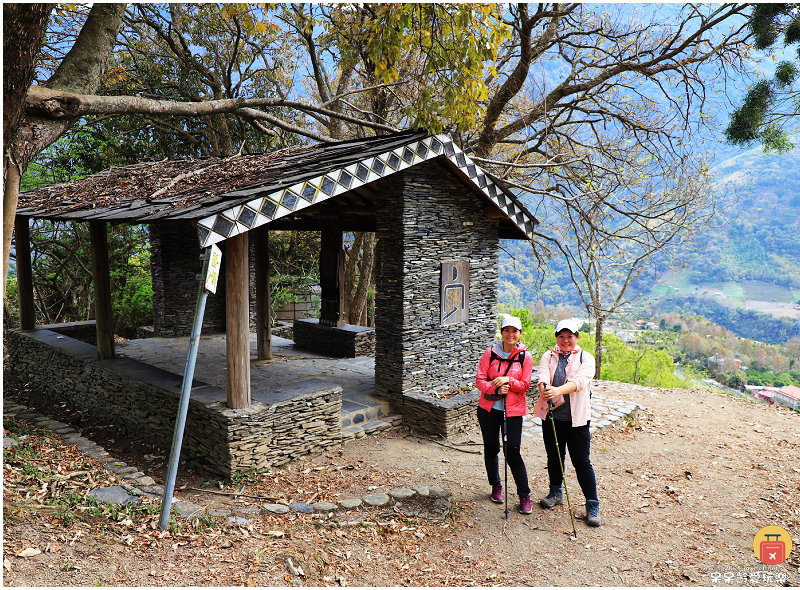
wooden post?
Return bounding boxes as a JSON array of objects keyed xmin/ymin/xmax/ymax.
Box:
[
  {"xmin": 89, "ymin": 220, "xmax": 115, "ymax": 359},
  {"xmin": 14, "ymin": 216, "xmax": 35, "ymax": 330},
  {"xmin": 319, "ymin": 215, "xmax": 345, "ymax": 327},
  {"xmin": 226, "ymin": 232, "xmax": 250, "ymax": 408},
  {"xmin": 254, "ymin": 225, "xmax": 272, "ymax": 360}
]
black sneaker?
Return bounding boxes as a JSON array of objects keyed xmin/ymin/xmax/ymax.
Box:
[{"xmin": 539, "ymin": 488, "xmax": 564, "ymax": 509}]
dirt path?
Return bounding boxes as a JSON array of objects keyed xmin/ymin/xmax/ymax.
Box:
[{"xmin": 4, "ymin": 379, "xmax": 799, "ymax": 587}]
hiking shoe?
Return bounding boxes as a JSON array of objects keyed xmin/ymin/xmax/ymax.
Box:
[
  {"xmin": 490, "ymin": 484, "xmax": 503, "ymax": 504},
  {"xmin": 519, "ymin": 494, "xmax": 532, "ymax": 514},
  {"xmin": 586, "ymin": 500, "xmax": 601, "ymax": 527},
  {"xmin": 539, "ymin": 488, "xmax": 564, "ymax": 509}
]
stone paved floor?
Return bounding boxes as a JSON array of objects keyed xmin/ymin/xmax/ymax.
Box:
[{"xmin": 116, "ymin": 334, "xmax": 390, "ymax": 426}]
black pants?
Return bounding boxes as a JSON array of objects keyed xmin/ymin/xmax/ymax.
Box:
[
  {"xmin": 477, "ymin": 406, "xmax": 530, "ymax": 496},
  {"xmin": 542, "ymin": 417, "xmax": 598, "ymax": 502}
]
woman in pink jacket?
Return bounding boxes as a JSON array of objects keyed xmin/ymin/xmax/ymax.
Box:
[
  {"xmin": 475, "ymin": 316, "xmax": 534, "ymax": 514},
  {"xmin": 534, "ymin": 319, "xmax": 600, "ymax": 526}
]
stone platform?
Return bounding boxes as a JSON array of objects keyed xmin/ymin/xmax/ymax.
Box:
[{"xmin": 6, "ymin": 326, "xmax": 643, "ymax": 476}]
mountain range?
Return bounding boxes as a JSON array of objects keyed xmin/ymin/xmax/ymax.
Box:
[{"xmin": 498, "ymin": 143, "xmax": 800, "ymax": 340}]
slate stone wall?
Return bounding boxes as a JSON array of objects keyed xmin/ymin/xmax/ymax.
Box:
[
  {"xmin": 150, "ymin": 223, "xmax": 227, "ymax": 336},
  {"xmin": 293, "ymin": 318, "xmax": 375, "ymax": 357},
  {"xmin": 151, "ymin": 227, "xmax": 288, "ymax": 337},
  {"xmin": 6, "ymin": 328, "xmax": 342, "ymax": 477},
  {"xmin": 374, "ymin": 159, "xmax": 500, "ymax": 424}
]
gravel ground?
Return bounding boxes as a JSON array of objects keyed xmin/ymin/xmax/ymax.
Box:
[{"xmin": 3, "ymin": 369, "xmax": 799, "ymax": 587}]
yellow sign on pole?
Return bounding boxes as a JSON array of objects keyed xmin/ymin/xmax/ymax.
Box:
[{"xmin": 204, "ymin": 244, "xmax": 222, "ymax": 294}]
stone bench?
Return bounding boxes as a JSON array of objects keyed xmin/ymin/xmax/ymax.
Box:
[{"xmin": 293, "ymin": 318, "xmax": 375, "ymax": 358}]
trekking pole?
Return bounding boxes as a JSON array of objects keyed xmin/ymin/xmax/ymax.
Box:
[
  {"xmin": 502, "ymin": 395, "xmax": 510, "ymax": 519},
  {"xmin": 544, "ymin": 384, "xmax": 577, "ymax": 539}
]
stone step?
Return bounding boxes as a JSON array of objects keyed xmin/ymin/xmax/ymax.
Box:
[
  {"xmin": 342, "ymin": 414, "xmax": 402, "ymax": 440},
  {"xmin": 340, "ymin": 395, "xmax": 392, "ymax": 429}
]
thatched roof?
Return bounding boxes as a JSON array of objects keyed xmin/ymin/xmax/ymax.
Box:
[{"xmin": 17, "ymin": 130, "xmax": 537, "ymax": 245}]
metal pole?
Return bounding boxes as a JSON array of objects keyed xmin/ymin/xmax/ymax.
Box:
[{"xmin": 159, "ymin": 248, "xmax": 212, "ymax": 530}]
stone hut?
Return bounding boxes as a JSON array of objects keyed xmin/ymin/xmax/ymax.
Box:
[{"xmin": 9, "ymin": 129, "xmax": 538, "ymax": 475}]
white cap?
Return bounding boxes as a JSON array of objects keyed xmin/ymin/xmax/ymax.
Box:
[
  {"xmin": 555, "ymin": 319, "xmax": 580, "ymax": 335},
  {"xmin": 501, "ymin": 316, "xmax": 522, "ymax": 331}
]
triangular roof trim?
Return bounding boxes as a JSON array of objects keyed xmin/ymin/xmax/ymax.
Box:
[{"xmin": 196, "ymin": 132, "xmax": 536, "ymax": 248}]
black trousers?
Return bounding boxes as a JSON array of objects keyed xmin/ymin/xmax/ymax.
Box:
[
  {"xmin": 541, "ymin": 417, "xmax": 598, "ymax": 502},
  {"xmin": 477, "ymin": 406, "xmax": 530, "ymax": 496}
]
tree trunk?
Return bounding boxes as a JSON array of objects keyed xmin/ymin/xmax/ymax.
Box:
[
  {"xmin": 3, "ymin": 4, "xmax": 53, "ymax": 144},
  {"xmin": 350, "ymin": 232, "xmax": 375, "ymax": 326},
  {"xmin": 594, "ymin": 315, "xmax": 606, "ymax": 379},
  {"xmin": 341, "ymin": 231, "xmax": 364, "ymax": 323},
  {"xmin": 3, "ymin": 3, "xmax": 125, "ymax": 298},
  {"xmin": 2, "ymin": 163, "xmax": 22, "ymax": 300}
]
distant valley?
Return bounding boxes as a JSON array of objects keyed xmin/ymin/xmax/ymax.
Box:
[{"xmin": 499, "ymin": 144, "xmax": 800, "ymax": 343}]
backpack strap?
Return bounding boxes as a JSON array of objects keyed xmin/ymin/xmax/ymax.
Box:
[{"xmin": 490, "ymin": 350, "xmax": 525, "ymax": 376}]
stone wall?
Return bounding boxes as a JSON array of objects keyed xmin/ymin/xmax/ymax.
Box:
[
  {"xmin": 151, "ymin": 226, "xmax": 309, "ymax": 337},
  {"xmin": 374, "ymin": 159, "xmax": 499, "ymax": 418},
  {"xmin": 402, "ymin": 390, "xmax": 481, "ymax": 438},
  {"xmin": 400, "ymin": 386, "xmax": 540, "ymax": 438},
  {"xmin": 6, "ymin": 328, "xmax": 342, "ymax": 477},
  {"xmin": 293, "ymin": 319, "xmax": 375, "ymax": 357},
  {"xmin": 150, "ymin": 223, "xmax": 227, "ymax": 336}
]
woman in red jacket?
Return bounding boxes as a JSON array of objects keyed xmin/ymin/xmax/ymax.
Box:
[{"xmin": 475, "ymin": 316, "xmax": 534, "ymax": 514}]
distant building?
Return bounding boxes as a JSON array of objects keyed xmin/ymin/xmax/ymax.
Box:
[{"xmin": 775, "ymin": 385, "xmax": 800, "ymax": 412}]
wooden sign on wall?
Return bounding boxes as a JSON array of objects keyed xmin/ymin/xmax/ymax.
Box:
[{"xmin": 441, "ymin": 260, "xmax": 469, "ymax": 325}]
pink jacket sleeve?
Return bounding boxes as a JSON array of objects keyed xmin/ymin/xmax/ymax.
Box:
[
  {"xmin": 475, "ymin": 349, "xmax": 496, "ymax": 397},
  {"xmin": 568, "ymin": 352, "xmax": 595, "ymax": 391},
  {"xmin": 537, "ymin": 350, "xmax": 553, "ymax": 388}
]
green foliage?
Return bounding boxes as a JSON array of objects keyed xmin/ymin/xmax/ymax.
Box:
[
  {"xmin": 725, "ymin": 3, "xmax": 800, "ymax": 153},
  {"xmin": 320, "ymin": 4, "xmax": 510, "ymax": 133},
  {"xmin": 501, "ymin": 308, "xmax": 693, "ymax": 389},
  {"xmin": 110, "ymin": 234, "xmax": 153, "ymax": 338},
  {"xmin": 601, "ymin": 335, "xmax": 688, "ymax": 388},
  {"xmin": 268, "ymin": 230, "xmax": 320, "ymax": 323},
  {"xmin": 746, "ymin": 368, "xmax": 800, "ymax": 387},
  {"xmin": 20, "ymin": 130, "xmax": 132, "ymax": 191},
  {"xmin": 15, "ymin": 220, "xmax": 153, "ymax": 335}
]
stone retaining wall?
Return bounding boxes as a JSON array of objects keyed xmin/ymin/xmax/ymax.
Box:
[
  {"xmin": 5, "ymin": 328, "xmax": 342, "ymax": 477},
  {"xmin": 293, "ymin": 319, "xmax": 375, "ymax": 357},
  {"xmin": 402, "ymin": 390, "xmax": 481, "ymax": 437},
  {"xmin": 402, "ymin": 385, "xmax": 539, "ymax": 438}
]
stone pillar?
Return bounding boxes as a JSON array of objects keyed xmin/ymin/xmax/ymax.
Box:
[
  {"xmin": 319, "ymin": 213, "xmax": 345, "ymax": 327},
  {"xmin": 150, "ymin": 223, "xmax": 226, "ymax": 336},
  {"xmin": 374, "ymin": 160, "xmax": 499, "ymax": 407},
  {"xmin": 89, "ymin": 220, "xmax": 115, "ymax": 360},
  {"xmin": 14, "ymin": 216, "xmax": 35, "ymax": 330}
]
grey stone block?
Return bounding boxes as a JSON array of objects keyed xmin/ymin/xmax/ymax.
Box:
[
  {"xmin": 388, "ymin": 488, "xmax": 417, "ymax": 501},
  {"xmin": 289, "ymin": 502, "xmax": 313, "ymax": 514},
  {"xmin": 362, "ymin": 493, "xmax": 390, "ymax": 507},
  {"xmin": 264, "ymin": 504, "xmax": 290, "ymax": 514},
  {"xmin": 88, "ymin": 486, "xmax": 142, "ymax": 506},
  {"xmin": 338, "ymin": 498, "xmax": 362, "ymax": 510}
]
